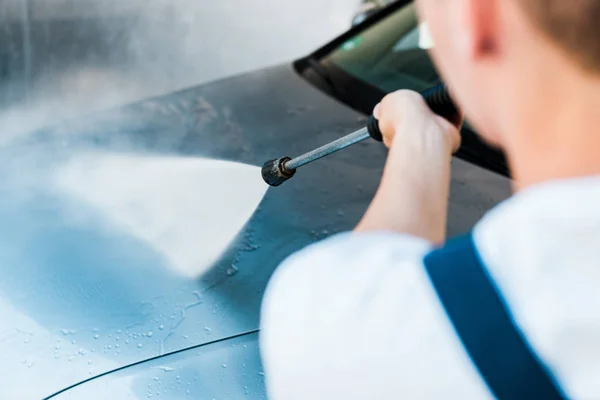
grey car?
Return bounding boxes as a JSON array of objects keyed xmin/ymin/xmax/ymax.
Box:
[{"xmin": 0, "ymin": 1, "xmax": 511, "ymax": 398}]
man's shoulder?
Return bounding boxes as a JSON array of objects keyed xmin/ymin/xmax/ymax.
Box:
[
  {"xmin": 470, "ymin": 177, "xmax": 600, "ymax": 399},
  {"xmin": 260, "ymin": 231, "xmax": 493, "ymax": 399}
]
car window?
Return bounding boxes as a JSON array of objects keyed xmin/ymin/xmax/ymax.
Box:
[
  {"xmin": 328, "ymin": 3, "xmax": 439, "ymax": 93},
  {"xmin": 393, "ymin": 23, "xmax": 434, "ymax": 52}
]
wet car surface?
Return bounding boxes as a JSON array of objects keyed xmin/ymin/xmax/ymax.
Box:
[
  {"xmin": 0, "ymin": 2, "xmax": 512, "ymax": 398},
  {"xmin": 51, "ymin": 332, "xmax": 264, "ymax": 399}
]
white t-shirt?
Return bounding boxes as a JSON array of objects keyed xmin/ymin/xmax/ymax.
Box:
[{"xmin": 260, "ymin": 176, "xmax": 600, "ymax": 399}]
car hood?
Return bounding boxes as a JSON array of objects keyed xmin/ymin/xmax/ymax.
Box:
[
  {"xmin": 0, "ymin": 64, "xmax": 511, "ymax": 398},
  {"xmin": 51, "ymin": 331, "xmax": 264, "ymax": 399}
]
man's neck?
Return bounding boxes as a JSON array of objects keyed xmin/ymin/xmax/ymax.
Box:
[{"xmin": 507, "ymin": 73, "xmax": 600, "ymax": 191}]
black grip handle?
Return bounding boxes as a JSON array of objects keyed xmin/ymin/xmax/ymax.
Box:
[{"xmin": 367, "ymin": 83, "xmax": 459, "ymax": 142}]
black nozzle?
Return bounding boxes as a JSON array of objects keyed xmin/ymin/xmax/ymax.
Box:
[{"xmin": 262, "ymin": 157, "xmax": 296, "ymax": 187}]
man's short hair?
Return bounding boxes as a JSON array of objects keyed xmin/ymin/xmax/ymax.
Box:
[{"xmin": 520, "ymin": 0, "xmax": 600, "ymax": 72}]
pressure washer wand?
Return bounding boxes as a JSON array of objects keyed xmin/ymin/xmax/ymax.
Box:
[{"xmin": 262, "ymin": 84, "xmax": 459, "ymax": 187}]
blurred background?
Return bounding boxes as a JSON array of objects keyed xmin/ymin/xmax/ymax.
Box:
[{"xmin": 0, "ymin": 0, "xmax": 382, "ymax": 134}]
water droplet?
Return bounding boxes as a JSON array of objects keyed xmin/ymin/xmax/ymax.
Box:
[
  {"xmin": 93, "ymin": 328, "xmax": 100, "ymax": 333},
  {"xmin": 337, "ymin": 210, "xmax": 345, "ymax": 217},
  {"xmin": 55, "ymin": 344, "xmax": 61, "ymax": 350},
  {"xmin": 157, "ymin": 366, "xmax": 174, "ymax": 372},
  {"xmin": 116, "ymin": 336, "xmax": 120, "ymax": 341},
  {"xmin": 186, "ymin": 390, "xmax": 190, "ymax": 395},
  {"xmin": 226, "ymin": 265, "xmax": 239, "ymax": 276},
  {"xmin": 78, "ymin": 348, "xmax": 86, "ymax": 355},
  {"xmin": 138, "ymin": 343, "xmax": 144, "ymax": 348},
  {"xmin": 23, "ymin": 338, "xmax": 30, "ymax": 344},
  {"xmin": 107, "ymin": 345, "xmax": 112, "ymax": 349},
  {"xmin": 221, "ymin": 364, "xmax": 227, "ymax": 368},
  {"xmin": 71, "ymin": 340, "xmax": 77, "ymax": 344},
  {"xmin": 117, "ymin": 329, "xmax": 122, "ymax": 334},
  {"xmin": 258, "ymin": 371, "xmax": 265, "ymax": 376},
  {"xmin": 93, "ymin": 334, "xmax": 100, "ymax": 340},
  {"xmin": 147, "ymin": 331, "xmax": 153, "ymax": 337},
  {"xmin": 204, "ymin": 327, "xmax": 211, "ymax": 333},
  {"xmin": 159, "ymin": 325, "xmax": 165, "ymax": 330},
  {"xmin": 88, "ymin": 360, "xmax": 93, "ymax": 364},
  {"xmin": 115, "ymin": 344, "xmax": 120, "ymax": 348},
  {"xmin": 68, "ymin": 356, "xmax": 74, "ymax": 362},
  {"xmin": 321, "ymin": 229, "xmax": 329, "ymax": 235},
  {"xmin": 27, "ymin": 362, "xmax": 34, "ymax": 368}
]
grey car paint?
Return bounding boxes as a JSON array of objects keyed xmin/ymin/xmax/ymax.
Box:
[
  {"xmin": 52, "ymin": 332, "xmax": 265, "ymax": 399},
  {"xmin": 0, "ymin": 64, "xmax": 511, "ymax": 399}
]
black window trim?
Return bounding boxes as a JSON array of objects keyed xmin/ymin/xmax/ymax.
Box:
[{"xmin": 293, "ymin": 0, "xmax": 510, "ymax": 178}]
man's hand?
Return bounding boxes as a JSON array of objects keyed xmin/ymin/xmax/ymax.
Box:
[
  {"xmin": 374, "ymin": 90, "xmax": 462, "ymax": 152},
  {"xmin": 355, "ymin": 90, "xmax": 463, "ymax": 244}
]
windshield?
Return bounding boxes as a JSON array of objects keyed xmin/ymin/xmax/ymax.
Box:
[
  {"xmin": 327, "ymin": 3, "xmax": 439, "ymax": 93},
  {"xmin": 302, "ymin": 1, "xmax": 509, "ymax": 177}
]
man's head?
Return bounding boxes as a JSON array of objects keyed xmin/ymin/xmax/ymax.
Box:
[{"xmin": 416, "ymin": 0, "xmax": 600, "ymax": 149}]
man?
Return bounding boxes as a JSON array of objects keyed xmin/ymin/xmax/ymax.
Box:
[{"xmin": 260, "ymin": 0, "xmax": 600, "ymax": 398}]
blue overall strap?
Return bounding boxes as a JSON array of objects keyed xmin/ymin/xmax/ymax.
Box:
[{"xmin": 423, "ymin": 233, "xmax": 566, "ymax": 400}]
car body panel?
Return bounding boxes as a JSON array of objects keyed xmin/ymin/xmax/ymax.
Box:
[
  {"xmin": 50, "ymin": 332, "xmax": 265, "ymax": 399},
  {"xmin": 0, "ymin": 64, "xmax": 511, "ymax": 399}
]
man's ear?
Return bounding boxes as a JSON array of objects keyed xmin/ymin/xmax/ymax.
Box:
[{"xmin": 461, "ymin": 0, "xmax": 499, "ymax": 59}]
